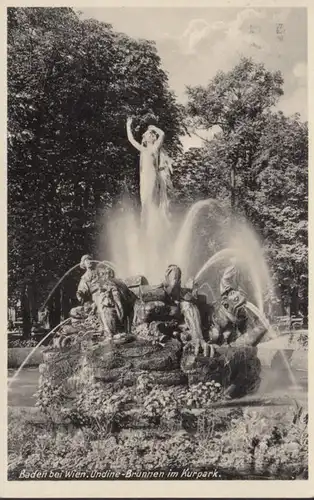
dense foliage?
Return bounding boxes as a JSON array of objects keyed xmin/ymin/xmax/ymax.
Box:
[
  {"xmin": 8, "ymin": 399, "xmax": 308, "ymax": 479},
  {"xmin": 35, "ymin": 371, "xmax": 224, "ymax": 428}
]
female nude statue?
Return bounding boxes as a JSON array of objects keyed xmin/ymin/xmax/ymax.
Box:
[{"xmin": 126, "ymin": 117, "xmax": 173, "ymax": 222}]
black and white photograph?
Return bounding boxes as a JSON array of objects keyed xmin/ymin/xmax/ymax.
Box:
[{"xmin": 6, "ymin": 4, "xmax": 309, "ymax": 485}]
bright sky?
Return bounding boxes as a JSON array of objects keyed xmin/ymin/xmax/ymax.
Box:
[{"xmin": 80, "ymin": 7, "xmax": 307, "ymax": 150}]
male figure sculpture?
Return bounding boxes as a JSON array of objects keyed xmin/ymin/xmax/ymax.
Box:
[
  {"xmin": 76, "ymin": 255, "xmax": 113, "ymax": 336},
  {"xmin": 213, "ymin": 258, "xmax": 249, "ymax": 344},
  {"xmin": 134, "ymin": 264, "xmax": 209, "ymax": 356},
  {"xmin": 163, "ymin": 265, "xmax": 209, "ymax": 356},
  {"xmin": 76, "ymin": 254, "xmax": 98, "ymax": 304},
  {"xmin": 75, "ymin": 256, "xmax": 136, "ymax": 338},
  {"xmin": 95, "ymin": 263, "xmax": 137, "ymax": 335}
]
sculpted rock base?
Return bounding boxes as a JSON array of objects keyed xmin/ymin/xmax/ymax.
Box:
[
  {"xmin": 41, "ymin": 336, "xmax": 185, "ymax": 390},
  {"xmin": 38, "ymin": 315, "xmax": 263, "ymax": 433}
]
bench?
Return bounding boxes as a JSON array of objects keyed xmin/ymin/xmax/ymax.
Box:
[{"xmin": 273, "ymin": 315, "xmax": 304, "ymax": 331}]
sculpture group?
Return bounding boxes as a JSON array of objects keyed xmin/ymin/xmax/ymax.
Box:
[
  {"xmin": 48, "ymin": 121, "xmax": 267, "ymax": 400},
  {"xmin": 46, "ymin": 255, "xmax": 266, "ymax": 397},
  {"xmin": 70, "ymin": 254, "xmax": 264, "ymax": 348}
]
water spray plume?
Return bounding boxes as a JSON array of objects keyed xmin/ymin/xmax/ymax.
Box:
[
  {"xmin": 107, "ymin": 201, "xmax": 174, "ymax": 282},
  {"xmin": 227, "ymin": 223, "xmax": 274, "ymax": 313},
  {"xmin": 105, "ymin": 196, "xmax": 282, "ymax": 323},
  {"xmin": 39, "ymin": 260, "xmax": 116, "ymax": 312},
  {"xmin": 174, "ymin": 199, "xmax": 220, "ymax": 275},
  {"xmin": 194, "ymin": 248, "xmax": 238, "ymax": 283},
  {"xmin": 197, "ymin": 282, "xmax": 216, "ymax": 302},
  {"xmin": 8, "ymin": 318, "xmax": 71, "ymax": 388},
  {"xmin": 246, "ymin": 301, "xmax": 297, "ymax": 387},
  {"xmin": 40, "ymin": 263, "xmax": 81, "ymax": 311}
]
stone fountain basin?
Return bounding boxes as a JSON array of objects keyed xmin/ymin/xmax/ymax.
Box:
[
  {"xmin": 8, "ymin": 334, "xmax": 307, "ymax": 413},
  {"xmin": 7, "ymin": 331, "xmax": 307, "ymax": 370}
]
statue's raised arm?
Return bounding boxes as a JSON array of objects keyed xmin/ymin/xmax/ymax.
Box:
[{"xmin": 126, "ymin": 117, "xmax": 141, "ymax": 151}]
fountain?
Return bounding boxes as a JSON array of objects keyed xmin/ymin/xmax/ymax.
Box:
[
  {"xmin": 106, "ymin": 200, "xmax": 276, "ymax": 322},
  {"xmin": 99, "ymin": 121, "xmax": 303, "ymax": 397},
  {"xmin": 9, "ymin": 117, "xmax": 305, "ymax": 406}
]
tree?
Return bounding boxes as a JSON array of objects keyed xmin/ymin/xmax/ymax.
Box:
[
  {"xmin": 186, "ymin": 57, "xmax": 284, "ymax": 209},
  {"xmin": 172, "ymin": 147, "xmax": 229, "ymax": 207},
  {"xmin": 7, "ymin": 7, "xmax": 184, "ymax": 331},
  {"xmin": 243, "ymin": 112, "xmax": 308, "ymax": 315},
  {"xmin": 181, "ymin": 61, "xmax": 307, "ymax": 316}
]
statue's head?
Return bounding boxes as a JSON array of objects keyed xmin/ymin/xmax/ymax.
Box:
[
  {"xmin": 221, "ymin": 289, "xmax": 246, "ymax": 317},
  {"xmin": 185, "ymin": 277, "xmax": 197, "ymax": 290},
  {"xmin": 142, "ymin": 126, "xmax": 158, "ymax": 146},
  {"xmin": 96, "ymin": 263, "xmax": 115, "ymax": 280},
  {"xmin": 164, "ymin": 264, "xmax": 182, "ymax": 289},
  {"xmin": 80, "ymin": 254, "xmax": 93, "ymax": 270}
]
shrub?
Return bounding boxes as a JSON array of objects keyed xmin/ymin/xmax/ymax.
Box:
[{"xmin": 8, "ymin": 404, "xmax": 308, "ymax": 479}]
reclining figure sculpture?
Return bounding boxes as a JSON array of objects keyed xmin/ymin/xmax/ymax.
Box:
[
  {"xmin": 60, "ymin": 255, "xmax": 265, "ymax": 352},
  {"xmin": 68, "ymin": 255, "xmax": 137, "ymax": 339},
  {"xmin": 47, "ymin": 256, "xmax": 268, "ymax": 401},
  {"xmin": 65, "ymin": 258, "xmax": 211, "ymax": 355},
  {"xmin": 132, "ymin": 264, "xmax": 210, "ymax": 355}
]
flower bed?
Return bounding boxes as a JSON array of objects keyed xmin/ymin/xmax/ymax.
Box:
[{"xmin": 8, "ymin": 394, "xmax": 308, "ymax": 480}]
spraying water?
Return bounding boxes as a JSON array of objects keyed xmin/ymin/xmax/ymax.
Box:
[
  {"xmin": 8, "ymin": 318, "xmax": 71, "ymax": 388},
  {"xmin": 174, "ymin": 199, "xmax": 222, "ymax": 276},
  {"xmin": 194, "ymin": 245, "xmax": 274, "ymax": 314},
  {"xmin": 107, "ymin": 202, "xmax": 174, "ymax": 283},
  {"xmin": 227, "ymin": 224, "xmax": 274, "ymax": 313},
  {"xmin": 104, "ymin": 189, "xmax": 274, "ymax": 317},
  {"xmin": 40, "ymin": 263, "xmax": 82, "ymax": 311},
  {"xmin": 197, "ymin": 282, "xmax": 216, "ymax": 302},
  {"xmin": 246, "ymin": 301, "xmax": 297, "ymax": 387},
  {"xmin": 39, "ymin": 260, "xmax": 116, "ymax": 312},
  {"xmin": 194, "ymin": 248, "xmax": 237, "ymax": 283}
]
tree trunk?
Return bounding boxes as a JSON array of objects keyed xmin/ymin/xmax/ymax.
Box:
[
  {"xmin": 230, "ymin": 163, "xmax": 236, "ymax": 210},
  {"xmin": 290, "ymin": 285, "xmax": 299, "ymax": 316},
  {"xmin": 48, "ymin": 288, "xmax": 61, "ymax": 328},
  {"xmin": 60, "ymin": 287, "xmax": 64, "ymax": 321},
  {"xmin": 26, "ymin": 282, "xmax": 37, "ymax": 326},
  {"xmin": 60, "ymin": 286, "xmax": 72, "ymax": 320},
  {"xmin": 21, "ymin": 287, "xmax": 31, "ymax": 339}
]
